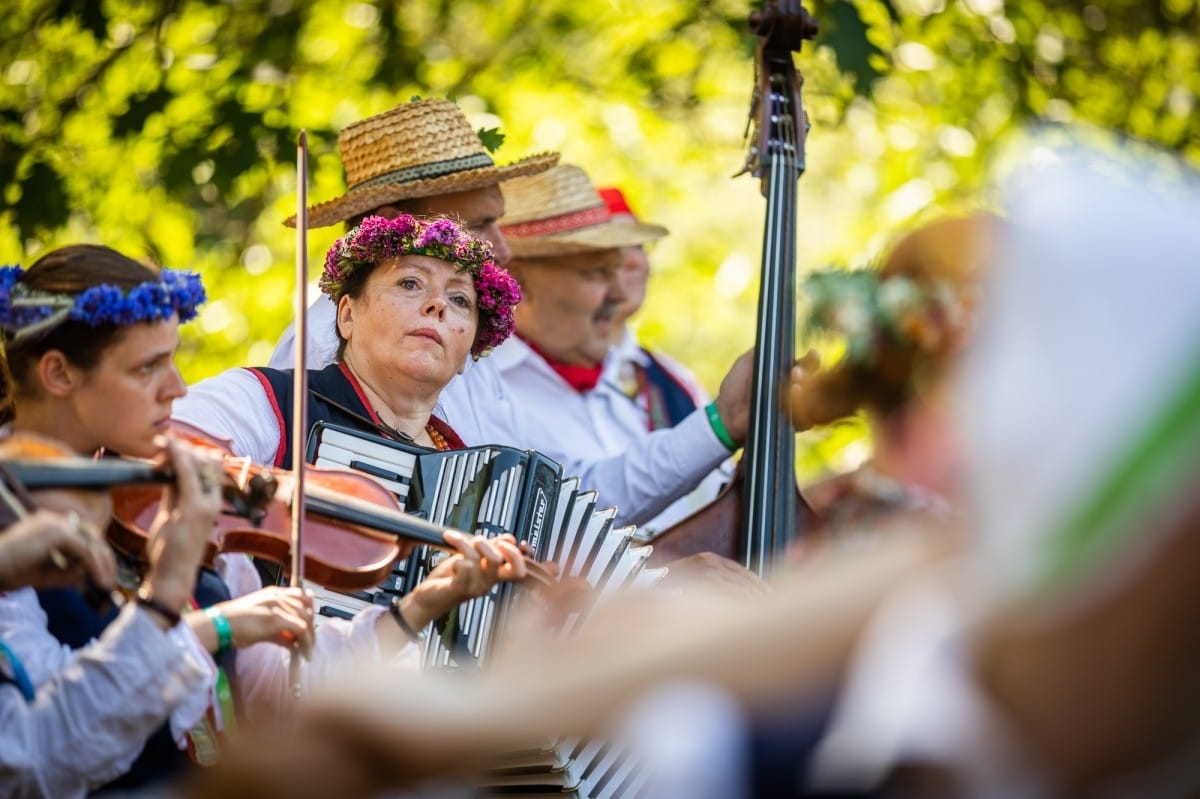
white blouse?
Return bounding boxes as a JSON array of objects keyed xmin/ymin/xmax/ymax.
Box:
[
  {"xmin": 268, "ymin": 297, "xmax": 734, "ymax": 532},
  {"xmin": 0, "ymin": 590, "xmax": 213, "ymax": 798}
]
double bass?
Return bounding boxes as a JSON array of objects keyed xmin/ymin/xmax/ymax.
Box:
[{"xmin": 648, "ymin": 0, "xmax": 819, "ymax": 576}]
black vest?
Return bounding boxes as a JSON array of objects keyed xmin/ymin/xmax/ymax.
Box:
[
  {"xmin": 639, "ymin": 349, "xmax": 700, "ymax": 430},
  {"xmin": 246, "ymin": 363, "xmax": 390, "ymax": 470}
]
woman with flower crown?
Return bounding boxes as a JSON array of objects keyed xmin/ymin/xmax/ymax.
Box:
[
  {"xmin": 0, "ymin": 243, "xmax": 264, "ymax": 795},
  {"xmin": 787, "ymin": 214, "xmax": 997, "ymax": 548},
  {"xmin": 173, "ymin": 213, "xmax": 529, "ymax": 720}
]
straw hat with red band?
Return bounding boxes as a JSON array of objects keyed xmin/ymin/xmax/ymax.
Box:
[
  {"xmin": 500, "ymin": 165, "xmax": 668, "ymax": 257},
  {"xmin": 286, "ymin": 98, "xmax": 559, "ymax": 229}
]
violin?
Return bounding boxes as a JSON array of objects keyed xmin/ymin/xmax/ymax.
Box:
[
  {"xmin": 0, "ymin": 433, "xmax": 130, "ymax": 610},
  {"xmin": 2, "ymin": 422, "xmax": 551, "ymax": 593}
]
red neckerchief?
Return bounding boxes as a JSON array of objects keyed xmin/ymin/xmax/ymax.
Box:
[{"xmin": 520, "ymin": 336, "xmax": 603, "ymax": 393}]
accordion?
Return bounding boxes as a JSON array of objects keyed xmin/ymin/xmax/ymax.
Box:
[{"xmin": 305, "ymin": 421, "xmax": 663, "ymax": 669}]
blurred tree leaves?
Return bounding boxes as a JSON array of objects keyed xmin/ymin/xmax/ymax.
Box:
[{"xmin": 2, "ymin": 0, "xmax": 1197, "ymax": 477}]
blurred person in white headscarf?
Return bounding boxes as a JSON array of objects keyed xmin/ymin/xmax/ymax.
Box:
[{"xmin": 810, "ymin": 137, "xmax": 1200, "ymax": 798}]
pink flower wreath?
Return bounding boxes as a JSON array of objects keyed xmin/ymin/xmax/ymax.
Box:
[{"xmin": 321, "ymin": 214, "xmax": 521, "ymax": 357}]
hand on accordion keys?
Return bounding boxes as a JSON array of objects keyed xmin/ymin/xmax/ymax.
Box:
[{"xmin": 395, "ymin": 530, "xmax": 529, "ymax": 631}]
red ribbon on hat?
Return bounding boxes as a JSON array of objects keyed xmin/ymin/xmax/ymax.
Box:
[
  {"xmin": 502, "ymin": 204, "xmax": 610, "ymax": 238},
  {"xmin": 597, "ymin": 187, "xmax": 638, "ymax": 222}
]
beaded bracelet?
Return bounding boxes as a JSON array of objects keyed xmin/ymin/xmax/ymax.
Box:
[
  {"xmin": 204, "ymin": 606, "xmax": 234, "ymax": 655},
  {"xmin": 705, "ymin": 402, "xmax": 738, "ymax": 451},
  {"xmin": 388, "ymin": 597, "xmax": 423, "ymax": 641},
  {"xmin": 135, "ymin": 589, "xmax": 182, "ymax": 628}
]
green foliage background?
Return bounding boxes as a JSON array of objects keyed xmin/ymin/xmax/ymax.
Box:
[{"xmin": 2, "ymin": 0, "xmax": 1197, "ymax": 477}]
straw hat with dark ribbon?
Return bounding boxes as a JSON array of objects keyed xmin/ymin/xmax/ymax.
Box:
[
  {"xmin": 500, "ymin": 165, "xmax": 668, "ymax": 257},
  {"xmin": 287, "ymin": 98, "xmax": 559, "ymax": 229}
]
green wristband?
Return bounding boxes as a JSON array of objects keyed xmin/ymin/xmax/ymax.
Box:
[
  {"xmin": 705, "ymin": 402, "xmax": 737, "ymax": 451},
  {"xmin": 204, "ymin": 606, "xmax": 234, "ymax": 655}
]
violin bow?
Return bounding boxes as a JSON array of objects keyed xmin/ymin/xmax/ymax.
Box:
[{"xmin": 289, "ymin": 130, "xmax": 310, "ymax": 699}]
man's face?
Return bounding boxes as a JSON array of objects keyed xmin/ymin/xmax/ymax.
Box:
[
  {"xmin": 387, "ymin": 184, "xmax": 512, "ymax": 266},
  {"xmin": 510, "ymin": 249, "xmax": 627, "ymax": 367},
  {"xmin": 609, "ymin": 245, "xmax": 650, "ymax": 344}
]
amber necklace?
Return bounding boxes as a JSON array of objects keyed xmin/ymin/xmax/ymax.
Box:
[{"xmin": 425, "ymin": 424, "xmax": 449, "ymax": 452}]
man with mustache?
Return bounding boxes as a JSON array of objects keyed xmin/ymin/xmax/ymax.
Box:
[
  {"xmin": 463, "ymin": 164, "xmax": 754, "ymax": 534},
  {"xmin": 600, "ymin": 186, "xmax": 735, "ymax": 529}
]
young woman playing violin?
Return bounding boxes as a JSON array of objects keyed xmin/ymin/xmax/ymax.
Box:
[
  {"xmin": 0, "ymin": 244, "xmax": 312, "ymax": 792},
  {"xmin": 173, "ymin": 214, "xmax": 530, "ymax": 716}
]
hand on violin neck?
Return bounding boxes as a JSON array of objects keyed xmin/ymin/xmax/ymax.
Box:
[
  {"xmin": 0, "ymin": 509, "xmax": 117, "ymax": 592},
  {"xmin": 142, "ymin": 439, "xmax": 224, "ymax": 611},
  {"xmin": 714, "ymin": 347, "xmax": 756, "ymax": 445}
]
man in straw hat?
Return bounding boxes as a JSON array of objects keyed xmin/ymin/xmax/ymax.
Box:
[
  {"xmin": 474, "ymin": 163, "xmax": 756, "ymax": 534},
  {"xmin": 270, "ymin": 97, "xmax": 558, "ymax": 368},
  {"xmin": 599, "ymin": 185, "xmax": 735, "ymax": 520}
]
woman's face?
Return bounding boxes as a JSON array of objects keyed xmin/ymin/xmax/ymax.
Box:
[
  {"xmin": 338, "ymin": 255, "xmax": 479, "ymax": 395},
  {"xmin": 67, "ymin": 318, "xmax": 187, "ymax": 458}
]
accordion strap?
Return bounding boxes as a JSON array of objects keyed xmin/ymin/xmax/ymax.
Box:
[{"xmin": 309, "ymin": 389, "xmax": 416, "ymax": 445}]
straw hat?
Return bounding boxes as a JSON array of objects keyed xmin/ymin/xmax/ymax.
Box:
[
  {"xmin": 500, "ymin": 165, "xmax": 668, "ymax": 257},
  {"xmin": 287, "ymin": 98, "xmax": 559, "ymax": 229}
]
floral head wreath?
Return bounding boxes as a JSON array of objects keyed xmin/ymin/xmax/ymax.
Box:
[
  {"xmin": 802, "ymin": 267, "xmax": 970, "ymax": 365},
  {"xmin": 322, "ymin": 214, "xmax": 521, "ymax": 358},
  {"xmin": 0, "ymin": 265, "xmax": 206, "ymax": 344}
]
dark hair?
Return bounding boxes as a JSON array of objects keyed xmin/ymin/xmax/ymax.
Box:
[
  {"xmin": 0, "ymin": 245, "xmax": 161, "ymax": 426},
  {"xmin": 332, "ymin": 258, "xmax": 375, "ymax": 362}
]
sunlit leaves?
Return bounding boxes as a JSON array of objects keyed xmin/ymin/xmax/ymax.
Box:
[{"xmin": 2, "ymin": 0, "xmax": 1198, "ymax": 478}]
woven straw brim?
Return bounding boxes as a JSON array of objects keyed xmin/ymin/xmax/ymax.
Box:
[
  {"xmin": 507, "ymin": 219, "xmax": 668, "ymax": 258},
  {"xmin": 285, "ymin": 152, "xmax": 560, "ymax": 229}
]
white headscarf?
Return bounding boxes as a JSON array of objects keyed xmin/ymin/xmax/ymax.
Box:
[{"xmin": 962, "ymin": 139, "xmax": 1200, "ymax": 602}]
